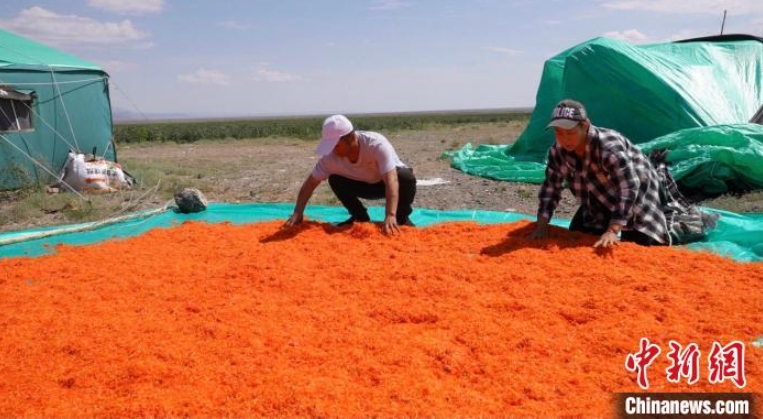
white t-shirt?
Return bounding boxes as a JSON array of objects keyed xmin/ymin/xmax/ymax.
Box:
[{"xmin": 311, "ymin": 131, "xmax": 407, "ymax": 183}]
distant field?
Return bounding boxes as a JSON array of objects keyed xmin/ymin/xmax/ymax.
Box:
[{"xmin": 113, "ymin": 110, "xmax": 532, "ymax": 144}]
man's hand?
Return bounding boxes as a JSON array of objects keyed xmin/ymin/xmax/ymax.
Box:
[
  {"xmin": 283, "ymin": 175, "xmax": 321, "ymax": 229},
  {"xmin": 381, "ymin": 169, "xmax": 400, "ymax": 236},
  {"xmin": 593, "ymin": 230, "xmax": 620, "ymax": 248},
  {"xmin": 282, "ymin": 212, "xmax": 303, "ymax": 229},
  {"xmin": 383, "ymin": 215, "xmax": 401, "ymax": 235}
]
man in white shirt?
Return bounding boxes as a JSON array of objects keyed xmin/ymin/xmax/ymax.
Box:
[{"xmin": 283, "ymin": 114, "xmax": 417, "ymax": 234}]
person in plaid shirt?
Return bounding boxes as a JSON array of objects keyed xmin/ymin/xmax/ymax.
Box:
[{"xmin": 530, "ymin": 99, "xmax": 669, "ymax": 248}]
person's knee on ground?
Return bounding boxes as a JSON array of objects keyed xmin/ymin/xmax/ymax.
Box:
[
  {"xmin": 620, "ymin": 230, "xmax": 662, "ymax": 246},
  {"xmin": 568, "ymin": 206, "xmax": 607, "ymax": 236},
  {"xmin": 395, "ymin": 167, "xmax": 417, "ymax": 225}
]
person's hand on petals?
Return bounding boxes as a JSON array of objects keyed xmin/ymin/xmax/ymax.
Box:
[
  {"xmin": 593, "ymin": 230, "xmax": 620, "ymax": 248},
  {"xmin": 282, "ymin": 213, "xmax": 303, "ymax": 229},
  {"xmin": 383, "ymin": 215, "xmax": 401, "ymax": 235}
]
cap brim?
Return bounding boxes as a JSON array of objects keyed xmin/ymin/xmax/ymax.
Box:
[
  {"xmin": 546, "ymin": 119, "xmax": 580, "ymax": 130},
  {"xmin": 316, "ymin": 137, "xmax": 341, "ymax": 156}
]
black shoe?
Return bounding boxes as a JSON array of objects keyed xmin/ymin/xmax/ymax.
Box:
[
  {"xmin": 401, "ymin": 218, "xmax": 416, "ymax": 227},
  {"xmin": 336, "ymin": 217, "xmax": 356, "ymax": 227},
  {"xmin": 336, "ymin": 216, "xmax": 370, "ymax": 227}
]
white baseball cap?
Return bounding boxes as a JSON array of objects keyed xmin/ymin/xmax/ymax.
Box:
[{"xmin": 316, "ymin": 114, "xmax": 354, "ymax": 156}]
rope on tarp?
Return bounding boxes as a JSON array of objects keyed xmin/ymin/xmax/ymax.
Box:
[{"xmin": 0, "ymin": 201, "xmax": 173, "ymax": 247}]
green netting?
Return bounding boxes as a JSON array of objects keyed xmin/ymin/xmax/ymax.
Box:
[
  {"xmin": 0, "ymin": 203, "xmax": 761, "ymax": 262},
  {"xmin": 447, "ymin": 36, "xmax": 763, "ymax": 192}
]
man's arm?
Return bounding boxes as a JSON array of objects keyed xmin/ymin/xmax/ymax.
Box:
[
  {"xmin": 381, "ymin": 168, "xmax": 400, "ymax": 235},
  {"xmin": 283, "ymin": 174, "xmax": 321, "ymax": 228},
  {"xmin": 531, "ymin": 147, "xmax": 566, "ymax": 239}
]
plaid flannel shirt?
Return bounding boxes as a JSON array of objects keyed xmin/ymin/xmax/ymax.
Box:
[{"xmin": 537, "ymin": 125, "xmax": 669, "ymax": 244}]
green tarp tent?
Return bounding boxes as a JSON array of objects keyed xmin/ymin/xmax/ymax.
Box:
[
  {"xmin": 449, "ymin": 35, "xmax": 763, "ymax": 195},
  {"xmin": 0, "ymin": 28, "xmax": 115, "ymax": 189}
]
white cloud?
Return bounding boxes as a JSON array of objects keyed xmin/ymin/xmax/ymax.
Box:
[
  {"xmin": 251, "ymin": 69, "xmax": 304, "ymax": 82},
  {"xmin": 218, "ymin": 20, "xmax": 250, "ymax": 30},
  {"xmin": 0, "ymin": 7, "xmax": 151, "ymax": 47},
  {"xmin": 178, "ymin": 69, "xmax": 232, "ymax": 85},
  {"xmin": 89, "ymin": 0, "xmax": 164, "ymax": 15},
  {"xmin": 369, "ymin": 0, "xmax": 411, "ymax": 11},
  {"xmin": 601, "ymin": 0, "xmax": 763, "ymax": 15},
  {"xmin": 482, "ymin": 46, "xmax": 522, "ymax": 57},
  {"xmin": 603, "ymin": 29, "xmax": 653, "ymax": 44}
]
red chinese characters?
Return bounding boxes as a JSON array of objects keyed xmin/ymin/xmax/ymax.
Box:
[
  {"xmin": 625, "ymin": 338, "xmax": 662, "ymax": 390},
  {"xmin": 708, "ymin": 341, "xmax": 746, "ymax": 388},
  {"xmin": 665, "ymin": 341, "xmax": 700, "ymax": 385},
  {"xmin": 626, "ymin": 339, "xmax": 747, "ymax": 389}
]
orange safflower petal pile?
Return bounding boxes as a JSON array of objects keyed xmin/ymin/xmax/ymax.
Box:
[{"xmin": 0, "ymin": 220, "xmax": 761, "ymax": 417}]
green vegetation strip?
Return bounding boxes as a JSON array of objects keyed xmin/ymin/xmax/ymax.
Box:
[{"xmin": 113, "ymin": 110, "xmax": 530, "ymax": 144}]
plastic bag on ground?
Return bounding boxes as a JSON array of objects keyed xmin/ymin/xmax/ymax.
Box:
[{"xmin": 58, "ymin": 151, "xmax": 133, "ymax": 193}]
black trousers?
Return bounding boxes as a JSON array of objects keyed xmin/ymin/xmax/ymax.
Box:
[
  {"xmin": 328, "ymin": 167, "xmax": 416, "ymax": 224},
  {"xmin": 568, "ymin": 205, "xmax": 660, "ymax": 246}
]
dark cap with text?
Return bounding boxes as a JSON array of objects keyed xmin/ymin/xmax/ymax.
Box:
[{"xmin": 547, "ymin": 99, "xmax": 588, "ymax": 130}]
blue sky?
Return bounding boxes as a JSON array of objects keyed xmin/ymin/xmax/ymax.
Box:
[{"xmin": 2, "ymin": 0, "xmax": 762, "ymax": 118}]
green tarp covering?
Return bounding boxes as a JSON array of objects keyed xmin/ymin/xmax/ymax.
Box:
[
  {"xmin": 0, "ymin": 203, "xmax": 761, "ymax": 262},
  {"xmin": 0, "ymin": 28, "xmax": 101, "ymax": 70},
  {"xmin": 449, "ymin": 36, "xmax": 763, "ymax": 194},
  {"xmin": 0, "ymin": 28, "xmax": 114, "ymax": 189},
  {"xmin": 640, "ymin": 124, "xmax": 763, "ymax": 196},
  {"xmin": 449, "ymin": 123, "xmax": 763, "ymax": 195}
]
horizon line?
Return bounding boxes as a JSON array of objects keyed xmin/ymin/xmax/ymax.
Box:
[{"xmin": 112, "ymin": 106, "xmax": 535, "ymax": 123}]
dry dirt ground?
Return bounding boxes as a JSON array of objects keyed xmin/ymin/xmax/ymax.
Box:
[
  {"xmin": 117, "ymin": 121, "xmax": 579, "ymax": 217},
  {"xmin": 0, "ymin": 122, "xmax": 579, "ymax": 233},
  {"xmin": 2, "ymin": 121, "xmax": 760, "ymax": 234}
]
